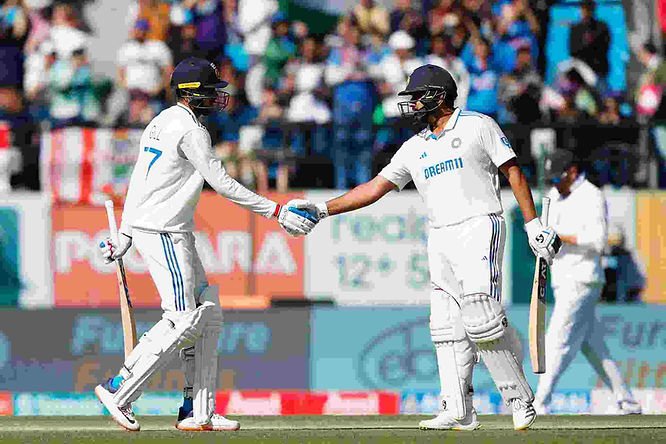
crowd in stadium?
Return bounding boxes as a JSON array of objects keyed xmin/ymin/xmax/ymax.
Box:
[{"xmin": 0, "ymin": 0, "xmax": 664, "ymax": 191}]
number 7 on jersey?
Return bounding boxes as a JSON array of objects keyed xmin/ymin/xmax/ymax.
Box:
[{"xmin": 529, "ymin": 197, "xmax": 550, "ymax": 374}]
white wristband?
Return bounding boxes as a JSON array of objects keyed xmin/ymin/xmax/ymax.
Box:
[{"xmin": 315, "ymin": 202, "xmax": 329, "ymax": 219}]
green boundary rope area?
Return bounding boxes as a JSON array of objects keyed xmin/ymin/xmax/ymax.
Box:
[{"xmin": 0, "ymin": 415, "xmax": 664, "ymax": 443}]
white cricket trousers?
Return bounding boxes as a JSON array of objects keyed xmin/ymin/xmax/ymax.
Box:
[
  {"xmin": 133, "ymin": 229, "xmax": 208, "ymax": 312},
  {"xmin": 535, "ymin": 281, "xmax": 633, "ymax": 405}
]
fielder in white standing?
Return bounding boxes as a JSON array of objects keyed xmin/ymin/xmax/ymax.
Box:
[
  {"xmin": 95, "ymin": 57, "xmax": 316, "ymax": 432},
  {"xmin": 294, "ymin": 64, "xmax": 561, "ymax": 430},
  {"xmin": 533, "ymin": 150, "xmax": 641, "ymax": 415}
]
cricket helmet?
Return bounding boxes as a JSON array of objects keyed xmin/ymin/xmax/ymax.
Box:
[
  {"xmin": 171, "ymin": 57, "xmax": 229, "ymax": 115},
  {"xmin": 398, "ymin": 64, "xmax": 457, "ymax": 123}
]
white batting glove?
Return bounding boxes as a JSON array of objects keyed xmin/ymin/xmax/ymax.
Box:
[
  {"xmin": 276, "ymin": 201, "xmax": 318, "ymax": 237},
  {"xmin": 525, "ymin": 218, "xmax": 562, "ymax": 265},
  {"xmin": 99, "ymin": 233, "xmax": 132, "ymax": 264},
  {"xmin": 288, "ymin": 199, "xmax": 329, "ymax": 221}
]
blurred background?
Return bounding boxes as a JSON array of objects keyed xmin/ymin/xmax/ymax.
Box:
[{"xmin": 0, "ymin": 0, "xmax": 664, "ymax": 417}]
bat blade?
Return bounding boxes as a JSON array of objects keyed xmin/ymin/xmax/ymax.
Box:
[
  {"xmin": 105, "ymin": 200, "xmax": 137, "ymax": 358},
  {"xmin": 115, "ymin": 258, "xmax": 137, "ymax": 358},
  {"xmin": 529, "ymin": 196, "xmax": 551, "ymax": 374},
  {"xmin": 529, "ymin": 256, "xmax": 547, "ymax": 373}
]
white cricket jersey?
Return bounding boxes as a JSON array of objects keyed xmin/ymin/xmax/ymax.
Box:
[
  {"xmin": 547, "ymin": 176, "xmax": 607, "ymax": 286},
  {"xmin": 379, "ymin": 108, "xmax": 516, "ymax": 227},
  {"xmin": 119, "ymin": 103, "xmax": 277, "ymax": 234}
]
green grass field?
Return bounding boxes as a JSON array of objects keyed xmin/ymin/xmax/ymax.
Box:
[{"xmin": 0, "ymin": 415, "xmax": 663, "ymax": 443}]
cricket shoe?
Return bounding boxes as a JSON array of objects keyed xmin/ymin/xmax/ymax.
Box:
[
  {"xmin": 175, "ymin": 410, "xmax": 240, "ymax": 431},
  {"xmin": 618, "ymin": 400, "xmax": 642, "ymax": 415},
  {"xmin": 512, "ymin": 398, "xmax": 537, "ymax": 431},
  {"xmin": 94, "ymin": 379, "xmax": 140, "ymax": 431},
  {"xmin": 419, "ymin": 410, "xmax": 480, "ymax": 431}
]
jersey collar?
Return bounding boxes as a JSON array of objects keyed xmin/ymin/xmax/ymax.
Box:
[
  {"xmin": 176, "ymin": 102, "xmax": 199, "ymax": 122},
  {"xmin": 421, "ymin": 108, "xmax": 461, "ymax": 140}
]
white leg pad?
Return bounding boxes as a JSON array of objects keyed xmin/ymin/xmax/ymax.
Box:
[
  {"xmin": 113, "ymin": 301, "xmax": 220, "ymax": 406},
  {"xmin": 193, "ymin": 285, "xmax": 224, "ymax": 423},
  {"xmin": 476, "ymin": 325, "xmax": 534, "ymax": 404},
  {"xmin": 430, "ymin": 289, "xmax": 476, "ymax": 420},
  {"xmin": 180, "ymin": 346, "xmax": 195, "ymax": 399},
  {"xmin": 460, "ymin": 293, "xmax": 507, "ymax": 342}
]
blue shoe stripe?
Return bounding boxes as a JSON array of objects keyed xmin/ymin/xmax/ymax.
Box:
[
  {"xmin": 166, "ymin": 234, "xmax": 185, "ymax": 311},
  {"xmin": 160, "ymin": 233, "xmax": 180, "ymax": 311}
]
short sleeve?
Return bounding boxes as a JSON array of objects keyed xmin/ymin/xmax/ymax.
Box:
[
  {"xmin": 155, "ymin": 41, "xmax": 173, "ymax": 67},
  {"xmin": 479, "ymin": 116, "xmax": 516, "ymax": 167},
  {"xmin": 379, "ymin": 145, "xmax": 412, "ymax": 190}
]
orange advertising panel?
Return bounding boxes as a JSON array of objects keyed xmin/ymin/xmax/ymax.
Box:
[
  {"xmin": 53, "ymin": 192, "xmax": 305, "ymax": 308},
  {"xmin": 636, "ymin": 192, "xmax": 666, "ymax": 303}
]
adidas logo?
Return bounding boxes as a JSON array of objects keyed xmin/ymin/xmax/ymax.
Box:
[
  {"xmin": 419, "ymin": 152, "xmax": 428, "ymax": 159},
  {"xmin": 482, "ymin": 256, "xmax": 488, "ymax": 261}
]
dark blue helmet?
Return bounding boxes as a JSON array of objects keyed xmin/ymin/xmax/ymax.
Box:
[
  {"xmin": 397, "ymin": 64, "xmax": 457, "ymax": 123},
  {"xmin": 171, "ymin": 57, "xmax": 229, "ymax": 115}
]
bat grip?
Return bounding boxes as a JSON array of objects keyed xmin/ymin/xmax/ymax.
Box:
[
  {"xmin": 105, "ymin": 200, "xmax": 120, "ymax": 246},
  {"xmin": 540, "ymin": 197, "xmax": 550, "ymax": 226}
]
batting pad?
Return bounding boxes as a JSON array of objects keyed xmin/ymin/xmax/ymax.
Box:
[
  {"xmin": 193, "ymin": 285, "xmax": 224, "ymax": 423},
  {"xmin": 477, "ymin": 326, "xmax": 534, "ymax": 404},
  {"xmin": 113, "ymin": 301, "xmax": 220, "ymax": 407},
  {"xmin": 460, "ymin": 293, "xmax": 507, "ymax": 342},
  {"xmin": 430, "ymin": 289, "xmax": 476, "ymax": 419}
]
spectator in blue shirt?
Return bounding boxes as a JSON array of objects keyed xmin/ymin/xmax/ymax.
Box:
[
  {"xmin": 325, "ymin": 22, "xmax": 376, "ymax": 189},
  {"xmin": 466, "ymin": 37, "xmax": 499, "ymax": 118}
]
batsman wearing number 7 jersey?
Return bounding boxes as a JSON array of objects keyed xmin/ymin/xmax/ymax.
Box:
[
  {"xmin": 95, "ymin": 57, "xmax": 316, "ymax": 432},
  {"xmin": 296, "ymin": 65, "xmax": 561, "ymax": 430}
]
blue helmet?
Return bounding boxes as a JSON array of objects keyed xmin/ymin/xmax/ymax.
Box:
[
  {"xmin": 171, "ymin": 57, "xmax": 229, "ymax": 115},
  {"xmin": 397, "ymin": 64, "xmax": 457, "ymax": 123}
]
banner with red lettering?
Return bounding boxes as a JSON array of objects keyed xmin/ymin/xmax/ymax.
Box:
[{"xmin": 52, "ymin": 192, "xmax": 305, "ymax": 308}]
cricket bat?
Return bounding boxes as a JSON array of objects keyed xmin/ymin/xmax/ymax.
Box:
[
  {"xmin": 529, "ymin": 197, "xmax": 550, "ymax": 374},
  {"xmin": 105, "ymin": 200, "xmax": 137, "ymax": 358}
]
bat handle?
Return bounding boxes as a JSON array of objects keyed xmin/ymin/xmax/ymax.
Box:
[
  {"xmin": 105, "ymin": 200, "xmax": 120, "ymax": 246},
  {"xmin": 541, "ymin": 197, "xmax": 550, "ymax": 226}
]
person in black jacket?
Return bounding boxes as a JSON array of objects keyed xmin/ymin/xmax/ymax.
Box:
[{"xmin": 569, "ymin": 0, "xmax": 610, "ymax": 84}]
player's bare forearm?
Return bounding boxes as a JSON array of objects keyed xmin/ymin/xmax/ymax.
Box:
[
  {"xmin": 500, "ymin": 159, "xmax": 538, "ymax": 223},
  {"xmin": 326, "ymin": 175, "xmax": 396, "ymax": 216}
]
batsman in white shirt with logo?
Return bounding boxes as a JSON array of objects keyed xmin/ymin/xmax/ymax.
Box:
[
  {"xmin": 294, "ymin": 65, "xmax": 561, "ymax": 431},
  {"xmin": 533, "ymin": 150, "xmax": 641, "ymax": 415},
  {"xmin": 94, "ymin": 57, "xmax": 316, "ymax": 432}
]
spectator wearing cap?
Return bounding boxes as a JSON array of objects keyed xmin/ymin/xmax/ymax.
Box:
[
  {"xmin": 380, "ymin": 31, "xmax": 423, "ymax": 119},
  {"xmin": 425, "ymin": 34, "xmax": 469, "ymax": 108},
  {"xmin": 263, "ymin": 13, "xmax": 296, "ymax": 87},
  {"xmin": 498, "ymin": 45, "xmax": 543, "ymax": 124},
  {"xmin": 466, "ymin": 37, "xmax": 500, "ymax": 118},
  {"xmin": 569, "ymin": 0, "xmax": 610, "ymax": 90},
  {"xmin": 117, "ymin": 19, "xmax": 173, "ymax": 126},
  {"xmin": 48, "ymin": 46, "xmax": 100, "ymax": 127},
  {"xmin": 325, "ymin": 22, "xmax": 375, "ymax": 189},
  {"xmin": 353, "ymin": 0, "xmax": 390, "ymax": 36}
]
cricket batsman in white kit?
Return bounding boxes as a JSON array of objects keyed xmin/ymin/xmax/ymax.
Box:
[
  {"xmin": 95, "ymin": 57, "xmax": 316, "ymax": 432},
  {"xmin": 294, "ymin": 65, "xmax": 561, "ymax": 430},
  {"xmin": 533, "ymin": 150, "xmax": 641, "ymax": 415}
]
